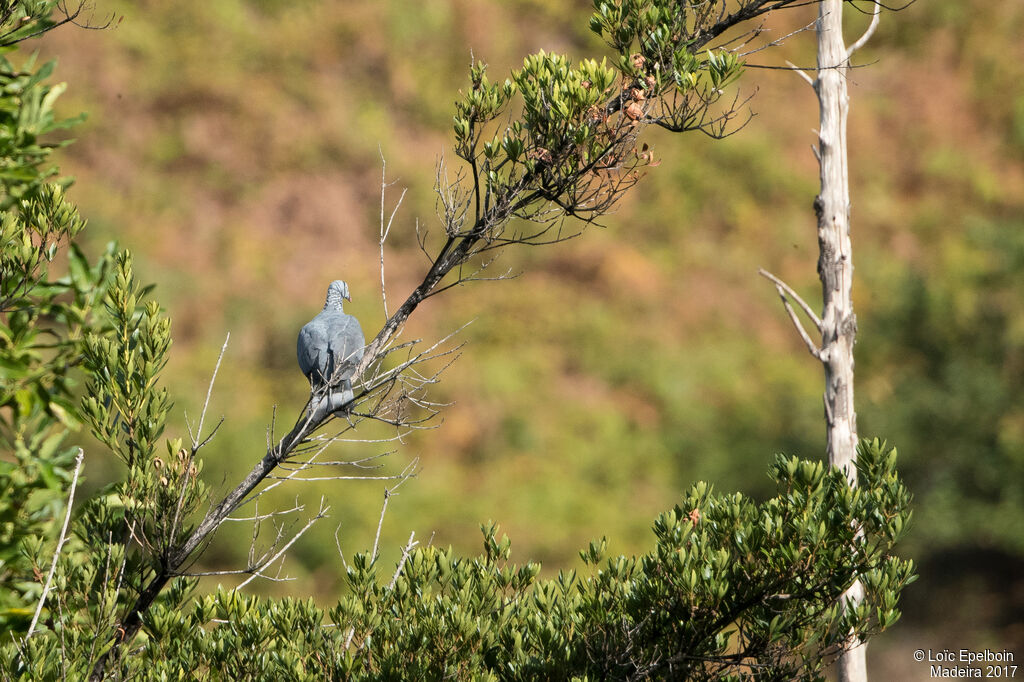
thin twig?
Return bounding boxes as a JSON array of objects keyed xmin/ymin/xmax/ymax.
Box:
[
  {"xmin": 244, "ymin": 426, "xmax": 344, "ymax": 502},
  {"xmin": 195, "ymin": 333, "xmax": 230, "ymax": 448},
  {"xmin": 224, "ymin": 502, "xmax": 304, "ymax": 522},
  {"xmin": 785, "ymin": 59, "xmax": 815, "ymax": 87},
  {"xmin": 173, "ymin": 333, "xmax": 230, "ymax": 546},
  {"xmin": 847, "ymin": 1, "xmax": 881, "ymax": 58},
  {"xmin": 736, "ymin": 19, "xmax": 816, "ymax": 58},
  {"xmin": 387, "ymin": 532, "xmax": 419, "ymax": 589},
  {"xmin": 371, "ymin": 491, "xmax": 391, "ymax": 564},
  {"xmin": 266, "ymin": 473, "xmax": 413, "ymax": 482},
  {"xmin": 379, "ymin": 151, "xmax": 408, "ymax": 321},
  {"xmin": 26, "ymin": 448, "xmax": 84, "ymax": 639},
  {"xmin": 372, "ymin": 460, "xmax": 419, "ymax": 563},
  {"xmin": 379, "ymin": 150, "xmax": 390, "ymax": 318},
  {"xmin": 235, "ymin": 501, "xmax": 329, "ymax": 590},
  {"xmin": 780, "ymin": 292, "xmax": 823, "ymax": 359},
  {"xmin": 759, "ymin": 270, "xmax": 822, "ymax": 360},
  {"xmin": 334, "ymin": 524, "xmax": 350, "ymax": 572},
  {"xmin": 183, "ymin": 569, "xmax": 295, "ymax": 580},
  {"xmin": 758, "ymin": 268, "xmax": 823, "ymax": 330}
]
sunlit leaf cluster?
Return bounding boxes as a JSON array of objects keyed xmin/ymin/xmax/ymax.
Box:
[
  {"xmin": 81, "ymin": 253, "xmax": 172, "ymax": 466},
  {"xmin": 589, "ymin": 0, "xmax": 742, "ymax": 92},
  {"xmin": 438, "ymin": 0, "xmax": 749, "ymax": 276}
]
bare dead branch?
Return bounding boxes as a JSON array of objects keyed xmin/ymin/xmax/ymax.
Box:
[
  {"xmin": 847, "ymin": 1, "xmax": 881, "ymax": 58},
  {"xmin": 736, "ymin": 19, "xmax": 817, "ymax": 58},
  {"xmin": 759, "ymin": 269, "xmax": 823, "ymax": 360},
  {"xmin": 371, "ymin": 459, "xmax": 419, "ymax": 563},
  {"xmin": 224, "ymin": 501, "xmax": 304, "ymax": 523},
  {"xmin": 268, "ymin": 471, "xmax": 415, "ymax": 483},
  {"xmin": 235, "ymin": 500, "xmax": 329, "ymax": 591},
  {"xmin": 279, "ymin": 450, "xmax": 394, "ymax": 471},
  {"xmin": 387, "ymin": 531, "xmax": 419, "ymax": 589},
  {"xmin": 786, "ymin": 59, "xmax": 817, "ymax": 87},
  {"xmin": 189, "ymin": 332, "xmax": 230, "ymax": 449},
  {"xmin": 26, "ymin": 448, "xmax": 84, "ymax": 639},
  {"xmin": 758, "ymin": 268, "xmax": 822, "ymax": 329},
  {"xmin": 334, "ymin": 524, "xmax": 350, "ymax": 573},
  {"xmin": 378, "ymin": 150, "xmax": 407, "ymax": 319}
]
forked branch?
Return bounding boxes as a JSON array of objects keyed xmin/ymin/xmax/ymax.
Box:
[{"xmin": 759, "ymin": 268, "xmax": 823, "ymax": 360}]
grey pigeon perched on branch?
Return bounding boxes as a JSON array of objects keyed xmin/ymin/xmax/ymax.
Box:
[{"xmin": 297, "ymin": 280, "xmax": 365, "ymax": 415}]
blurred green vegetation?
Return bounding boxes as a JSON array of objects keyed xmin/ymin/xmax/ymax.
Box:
[{"xmin": 24, "ymin": 0, "xmax": 1024, "ymax": 674}]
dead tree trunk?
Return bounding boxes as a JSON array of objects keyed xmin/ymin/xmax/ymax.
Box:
[
  {"xmin": 761, "ymin": 1, "xmax": 881, "ymax": 680},
  {"xmin": 815, "ymin": 3, "xmax": 868, "ymax": 678},
  {"xmin": 816, "ymin": 2, "xmax": 858, "ymax": 481}
]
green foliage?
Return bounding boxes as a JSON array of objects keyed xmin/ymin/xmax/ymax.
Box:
[
  {"xmin": 447, "ymin": 0, "xmax": 746, "ymax": 233},
  {"xmin": 321, "ymin": 440, "xmax": 911, "ymax": 681},
  {"xmin": 2, "ymin": 442, "xmax": 911, "ymax": 680},
  {"xmin": 76, "ymin": 251, "xmax": 207, "ymax": 572},
  {"xmin": 3, "ymin": 249, "xmax": 200, "ymax": 677},
  {"xmin": 82, "ymin": 252, "xmax": 173, "ymax": 466},
  {"xmin": 0, "ymin": 188, "xmax": 113, "ymax": 635},
  {"xmin": 0, "ymin": 52, "xmax": 82, "ymax": 206},
  {"xmin": 0, "ymin": 4, "xmax": 115, "ymax": 636},
  {"xmin": 588, "ymin": 0, "xmax": 743, "ymax": 95}
]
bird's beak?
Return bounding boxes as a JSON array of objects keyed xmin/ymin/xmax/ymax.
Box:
[{"xmin": 345, "ymin": 293, "xmax": 352, "ymax": 302}]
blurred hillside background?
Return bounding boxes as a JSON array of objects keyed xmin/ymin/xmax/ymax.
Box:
[{"xmin": 31, "ymin": 0, "xmax": 1023, "ymax": 678}]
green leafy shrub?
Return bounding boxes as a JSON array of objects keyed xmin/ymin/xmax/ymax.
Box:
[
  {"xmin": 0, "ymin": 0, "xmax": 115, "ymax": 636},
  {"xmin": 3, "ymin": 441, "xmax": 910, "ymax": 680}
]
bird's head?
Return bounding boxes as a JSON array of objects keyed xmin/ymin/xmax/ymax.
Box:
[{"xmin": 325, "ymin": 280, "xmax": 351, "ymax": 308}]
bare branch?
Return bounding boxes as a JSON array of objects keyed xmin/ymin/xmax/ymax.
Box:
[
  {"xmin": 234, "ymin": 500, "xmax": 329, "ymax": 591},
  {"xmin": 278, "ymin": 450, "xmax": 394, "ymax": 470},
  {"xmin": 26, "ymin": 448, "xmax": 84, "ymax": 639},
  {"xmin": 224, "ymin": 502, "xmax": 304, "ymax": 523},
  {"xmin": 370, "ymin": 460, "xmax": 419, "ymax": 563},
  {"xmin": 378, "ymin": 150, "xmax": 407, "ymax": 319},
  {"xmin": 370, "ymin": 493, "xmax": 391, "ymax": 565},
  {"xmin": 758, "ymin": 268, "xmax": 822, "ymax": 330},
  {"xmin": 785, "ymin": 59, "xmax": 816, "ymax": 87},
  {"xmin": 759, "ymin": 269, "xmax": 823, "ymax": 360},
  {"xmin": 692, "ymin": 0, "xmax": 824, "ymax": 51},
  {"xmin": 192, "ymin": 332, "xmax": 230, "ymax": 448},
  {"xmin": 846, "ymin": 1, "xmax": 881, "ymax": 58},
  {"xmin": 735, "ymin": 19, "xmax": 817, "ymax": 58},
  {"xmin": 387, "ymin": 531, "xmax": 419, "ymax": 589},
  {"xmin": 247, "ymin": 430, "xmax": 352, "ymax": 499},
  {"xmin": 265, "ymin": 472, "xmax": 414, "ymax": 482},
  {"xmin": 334, "ymin": 524, "xmax": 350, "ymax": 573},
  {"xmin": 172, "ymin": 333, "xmax": 231, "ymax": 547}
]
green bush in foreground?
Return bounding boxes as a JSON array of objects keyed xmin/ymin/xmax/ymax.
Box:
[{"xmin": 5, "ymin": 441, "xmax": 913, "ymax": 680}]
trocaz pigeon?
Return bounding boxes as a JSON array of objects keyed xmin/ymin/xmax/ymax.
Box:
[{"xmin": 297, "ymin": 280, "xmax": 365, "ymax": 415}]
